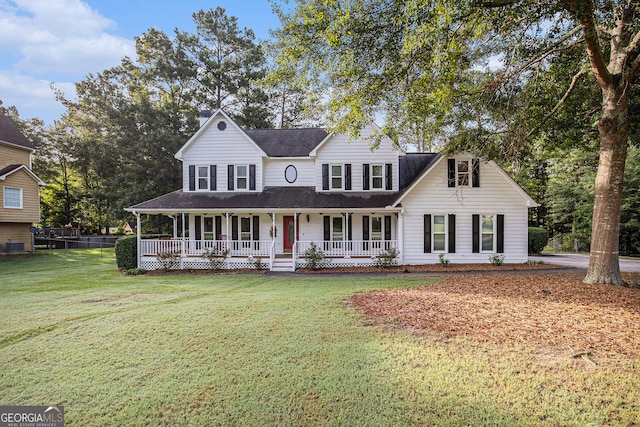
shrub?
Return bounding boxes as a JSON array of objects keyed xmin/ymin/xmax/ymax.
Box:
[
  {"xmin": 157, "ymin": 251, "xmax": 180, "ymax": 271},
  {"xmin": 125, "ymin": 268, "xmax": 147, "ymax": 276},
  {"xmin": 202, "ymin": 247, "xmax": 229, "ymax": 270},
  {"xmin": 115, "ymin": 235, "xmax": 137, "ymax": 270},
  {"xmin": 528, "ymin": 227, "xmax": 548, "ymax": 254},
  {"xmin": 438, "ymin": 253, "xmax": 449, "ymax": 266},
  {"xmin": 373, "ymin": 247, "xmax": 400, "ymax": 269},
  {"xmin": 304, "ymin": 243, "xmax": 329, "ymax": 270},
  {"xmin": 489, "ymin": 253, "xmax": 505, "ymax": 266},
  {"xmin": 248, "ymin": 256, "xmax": 267, "ymax": 270}
]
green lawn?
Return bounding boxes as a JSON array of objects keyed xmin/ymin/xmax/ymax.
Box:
[{"xmin": 1, "ymin": 249, "xmax": 638, "ymax": 426}]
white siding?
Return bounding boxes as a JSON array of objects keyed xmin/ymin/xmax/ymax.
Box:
[
  {"xmin": 263, "ymin": 158, "xmax": 315, "ymax": 187},
  {"xmin": 400, "ymin": 157, "xmax": 531, "ymax": 264},
  {"xmin": 181, "ymin": 117, "xmax": 264, "ymax": 191},
  {"xmin": 314, "ymin": 125, "xmax": 400, "ymax": 192}
]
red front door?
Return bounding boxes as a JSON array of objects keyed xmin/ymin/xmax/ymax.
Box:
[{"xmin": 283, "ymin": 216, "xmax": 298, "ymax": 251}]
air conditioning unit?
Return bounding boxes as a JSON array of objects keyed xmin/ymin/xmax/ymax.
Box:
[{"xmin": 5, "ymin": 242, "xmax": 25, "ymax": 253}]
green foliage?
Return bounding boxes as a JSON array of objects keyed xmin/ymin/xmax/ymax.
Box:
[
  {"xmin": 489, "ymin": 253, "xmax": 505, "ymax": 267},
  {"xmin": 115, "ymin": 235, "xmax": 137, "ymax": 270},
  {"xmin": 373, "ymin": 248, "xmax": 400, "ymax": 269},
  {"xmin": 438, "ymin": 253, "xmax": 449, "ymax": 266},
  {"xmin": 124, "ymin": 268, "xmax": 147, "ymax": 276},
  {"xmin": 304, "ymin": 242, "xmax": 329, "ymax": 270},
  {"xmin": 528, "ymin": 228, "xmax": 548, "ymax": 255},
  {"xmin": 247, "ymin": 256, "xmax": 267, "ymax": 270},
  {"xmin": 201, "ymin": 247, "xmax": 230, "ymax": 270},
  {"xmin": 156, "ymin": 251, "xmax": 180, "ymax": 271}
]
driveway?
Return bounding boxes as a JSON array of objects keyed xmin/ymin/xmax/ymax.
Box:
[{"xmin": 529, "ymin": 253, "xmax": 640, "ymax": 273}]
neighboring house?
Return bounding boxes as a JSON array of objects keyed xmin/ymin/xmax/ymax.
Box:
[
  {"xmin": 0, "ymin": 110, "xmax": 46, "ymax": 252},
  {"xmin": 127, "ymin": 109, "xmax": 537, "ymax": 271}
]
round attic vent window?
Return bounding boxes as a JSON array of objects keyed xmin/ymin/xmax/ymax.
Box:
[{"xmin": 217, "ymin": 120, "xmax": 227, "ymax": 131}]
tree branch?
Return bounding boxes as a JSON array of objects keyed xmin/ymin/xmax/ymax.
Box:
[
  {"xmin": 563, "ymin": 0, "xmax": 612, "ymax": 88},
  {"xmin": 523, "ymin": 67, "xmax": 590, "ymax": 141}
]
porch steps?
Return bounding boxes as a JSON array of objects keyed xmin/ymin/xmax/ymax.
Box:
[{"xmin": 271, "ymin": 256, "xmax": 295, "ymax": 272}]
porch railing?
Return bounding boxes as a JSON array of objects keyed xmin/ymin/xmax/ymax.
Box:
[
  {"xmin": 296, "ymin": 240, "xmax": 398, "ymax": 258},
  {"xmin": 141, "ymin": 238, "xmax": 271, "ymax": 258}
]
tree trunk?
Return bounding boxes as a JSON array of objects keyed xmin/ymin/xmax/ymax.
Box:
[{"xmin": 583, "ymin": 84, "xmax": 629, "ymax": 285}]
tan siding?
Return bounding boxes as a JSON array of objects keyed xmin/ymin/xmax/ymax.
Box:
[
  {"xmin": 0, "ymin": 223, "xmax": 34, "ymax": 251},
  {"xmin": 1, "ymin": 169, "xmax": 40, "ymax": 222},
  {"xmin": 0, "ymin": 144, "xmax": 31, "ymax": 169}
]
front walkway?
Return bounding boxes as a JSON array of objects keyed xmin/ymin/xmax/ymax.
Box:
[{"xmin": 529, "ymin": 253, "xmax": 640, "ymax": 272}]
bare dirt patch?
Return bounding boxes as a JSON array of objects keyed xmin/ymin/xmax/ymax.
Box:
[{"xmin": 351, "ymin": 273, "xmax": 640, "ymax": 360}]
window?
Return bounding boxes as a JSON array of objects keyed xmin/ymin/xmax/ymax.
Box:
[
  {"xmin": 236, "ymin": 165, "xmax": 248, "ymax": 190},
  {"xmin": 197, "ymin": 166, "xmax": 209, "ymax": 190},
  {"xmin": 371, "ymin": 217, "xmax": 382, "ymax": 241},
  {"xmin": 331, "ymin": 164, "xmax": 342, "ymax": 189},
  {"xmin": 241, "ymin": 217, "xmax": 251, "ymax": 246},
  {"xmin": 433, "ymin": 215, "xmax": 446, "ymax": 251},
  {"xmin": 332, "ymin": 217, "xmax": 343, "ymax": 243},
  {"xmin": 371, "ymin": 165, "xmax": 384, "ymax": 189},
  {"xmin": 424, "ymin": 214, "xmax": 456, "ymax": 253},
  {"xmin": 457, "ymin": 160, "xmax": 469, "ymax": 186},
  {"xmin": 481, "ymin": 215, "xmax": 494, "ymax": 251},
  {"xmin": 3, "ymin": 187, "xmax": 22, "ymax": 208}
]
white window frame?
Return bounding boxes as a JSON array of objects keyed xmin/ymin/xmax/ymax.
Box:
[
  {"xmin": 480, "ymin": 214, "xmax": 495, "ymax": 252},
  {"xmin": 330, "ymin": 164, "xmax": 343, "ymax": 190},
  {"xmin": 240, "ymin": 216, "xmax": 252, "ymax": 247},
  {"xmin": 457, "ymin": 160, "xmax": 470, "ymax": 186},
  {"xmin": 432, "ymin": 214, "xmax": 447, "ymax": 252},
  {"xmin": 197, "ymin": 165, "xmax": 209, "ymax": 190},
  {"xmin": 3, "ymin": 187, "xmax": 23, "ymax": 209},
  {"xmin": 236, "ymin": 165, "xmax": 248, "ymax": 190},
  {"xmin": 371, "ymin": 164, "xmax": 384, "ymax": 189},
  {"xmin": 331, "ymin": 216, "xmax": 344, "ymax": 248}
]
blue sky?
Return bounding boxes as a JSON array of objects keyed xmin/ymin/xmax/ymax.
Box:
[{"xmin": 0, "ymin": 0, "xmax": 281, "ymax": 124}]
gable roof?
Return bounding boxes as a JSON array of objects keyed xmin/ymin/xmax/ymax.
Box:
[
  {"xmin": 398, "ymin": 153, "xmax": 441, "ymax": 191},
  {"xmin": 175, "ymin": 109, "xmax": 267, "ymax": 160},
  {"xmin": 0, "ymin": 112, "xmax": 34, "ymax": 151},
  {"xmin": 0, "ymin": 164, "xmax": 46, "ymax": 185},
  {"xmin": 245, "ymin": 128, "xmax": 328, "ymax": 157}
]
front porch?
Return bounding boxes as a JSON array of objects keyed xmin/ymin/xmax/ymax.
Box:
[{"xmin": 139, "ymin": 237, "xmax": 400, "ymax": 271}]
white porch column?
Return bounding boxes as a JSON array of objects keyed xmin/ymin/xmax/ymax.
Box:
[
  {"xmin": 135, "ymin": 211, "xmax": 141, "ymax": 269},
  {"xmin": 399, "ymin": 209, "xmax": 405, "ymax": 265}
]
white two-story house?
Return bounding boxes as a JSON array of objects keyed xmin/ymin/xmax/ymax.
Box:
[{"xmin": 127, "ymin": 109, "xmax": 537, "ymax": 271}]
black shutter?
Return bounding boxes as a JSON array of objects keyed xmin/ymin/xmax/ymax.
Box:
[
  {"xmin": 448, "ymin": 214, "xmax": 456, "ymax": 253},
  {"xmin": 322, "ymin": 164, "xmax": 329, "ymax": 190},
  {"xmin": 472, "ymin": 214, "xmax": 480, "ymax": 253},
  {"xmin": 228, "ymin": 165, "xmax": 234, "ymax": 191},
  {"xmin": 497, "ymin": 214, "xmax": 504, "ymax": 253},
  {"xmin": 253, "ymin": 215, "xmax": 260, "ymax": 241},
  {"xmin": 345, "ymin": 164, "xmax": 352, "ymax": 190},
  {"xmin": 362, "ymin": 216, "xmax": 369, "ymax": 240},
  {"xmin": 195, "ymin": 215, "xmax": 202, "ymax": 239},
  {"xmin": 448, "ymin": 159, "xmax": 456, "ymax": 187},
  {"xmin": 210, "ymin": 165, "xmax": 217, "ymax": 191},
  {"xmin": 347, "ymin": 215, "xmax": 352, "ymax": 241},
  {"xmin": 384, "ymin": 215, "xmax": 392, "ymax": 240},
  {"xmin": 323, "ymin": 216, "xmax": 330, "ymax": 250},
  {"xmin": 189, "ymin": 165, "xmax": 196, "ymax": 191},
  {"xmin": 472, "ymin": 159, "xmax": 480, "ymax": 187},
  {"xmin": 385, "ymin": 163, "xmax": 392, "ymax": 190},
  {"xmin": 215, "ymin": 216, "xmax": 222, "ymax": 240},
  {"xmin": 231, "ymin": 216, "xmax": 238, "ymax": 240},
  {"xmin": 249, "ymin": 164, "xmax": 256, "ymax": 190},
  {"xmin": 424, "ymin": 214, "xmax": 431, "ymax": 253},
  {"xmin": 363, "ymin": 164, "xmax": 370, "ymax": 190}
]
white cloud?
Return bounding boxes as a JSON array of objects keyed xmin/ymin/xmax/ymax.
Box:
[
  {"xmin": 0, "ymin": 0, "xmax": 134, "ymax": 76},
  {"xmin": 0, "ymin": 70, "xmax": 74, "ymax": 121}
]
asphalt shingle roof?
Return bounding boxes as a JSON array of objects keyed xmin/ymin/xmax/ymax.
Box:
[{"xmin": 0, "ymin": 112, "xmax": 34, "ymax": 150}]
